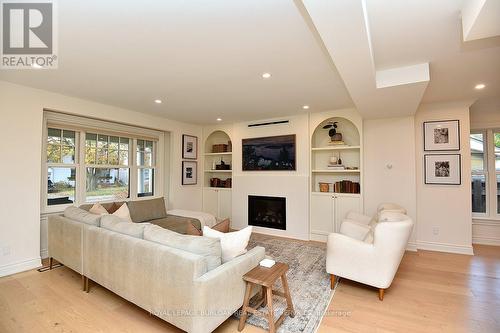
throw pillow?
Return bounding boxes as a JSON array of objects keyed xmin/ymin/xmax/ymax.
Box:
[
  {"xmin": 107, "ymin": 202, "xmax": 123, "ymax": 214},
  {"xmin": 89, "ymin": 203, "xmax": 109, "ymax": 215},
  {"xmin": 202, "ymin": 226, "xmax": 252, "ymax": 263},
  {"xmin": 211, "ymin": 218, "xmax": 230, "ymax": 233},
  {"xmin": 113, "ymin": 202, "xmax": 132, "ymax": 222},
  {"xmin": 144, "ymin": 224, "xmax": 222, "ymax": 271},
  {"xmin": 100, "ymin": 215, "xmax": 149, "ymax": 239}
]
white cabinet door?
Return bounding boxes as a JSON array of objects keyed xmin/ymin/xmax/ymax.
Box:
[
  {"xmin": 310, "ymin": 194, "xmax": 335, "ymax": 240},
  {"xmin": 335, "ymin": 196, "xmax": 362, "ymax": 232},
  {"xmin": 203, "ymin": 188, "xmax": 218, "ymax": 217},
  {"xmin": 218, "ymin": 189, "xmax": 232, "ymax": 220}
]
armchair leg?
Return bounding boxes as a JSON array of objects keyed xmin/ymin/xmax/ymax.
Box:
[
  {"xmin": 378, "ymin": 288, "xmax": 385, "ymax": 301},
  {"xmin": 49, "ymin": 257, "xmax": 53, "ymax": 270},
  {"xmin": 330, "ymin": 274, "xmax": 335, "ymax": 289}
]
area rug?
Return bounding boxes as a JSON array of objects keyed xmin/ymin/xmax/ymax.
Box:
[{"xmin": 235, "ymin": 234, "xmax": 338, "ymax": 333}]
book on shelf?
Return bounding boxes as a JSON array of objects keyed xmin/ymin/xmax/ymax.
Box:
[
  {"xmin": 333, "ymin": 180, "xmax": 360, "ymax": 194},
  {"xmin": 327, "ymin": 164, "xmax": 345, "ymax": 170}
]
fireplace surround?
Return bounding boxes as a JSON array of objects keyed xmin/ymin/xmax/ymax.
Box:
[{"xmin": 248, "ymin": 195, "xmax": 286, "ymax": 230}]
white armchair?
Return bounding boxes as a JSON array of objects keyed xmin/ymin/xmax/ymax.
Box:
[
  {"xmin": 327, "ymin": 211, "xmax": 414, "ymax": 300},
  {"xmin": 339, "ymin": 203, "xmax": 407, "ymax": 241}
]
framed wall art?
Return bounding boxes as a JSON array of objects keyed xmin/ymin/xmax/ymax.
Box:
[
  {"xmin": 423, "ymin": 120, "xmax": 460, "ymax": 151},
  {"xmin": 424, "ymin": 154, "xmax": 461, "ymax": 185},
  {"xmin": 182, "ymin": 161, "xmax": 197, "ymax": 185},
  {"xmin": 182, "ymin": 134, "xmax": 198, "ymax": 159}
]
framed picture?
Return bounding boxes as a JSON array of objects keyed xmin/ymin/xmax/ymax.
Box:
[
  {"xmin": 423, "ymin": 120, "xmax": 460, "ymax": 151},
  {"xmin": 182, "ymin": 134, "xmax": 198, "ymax": 159},
  {"xmin": 424, "ymin": 154, "xmax": 461, "ymax": 185},
  {"xmin": 182, "ymin": 161, "xmax": 197, "ymax": 185},
  {"xmin": 242, "ymin": 134, "xmax": 296, "ymax": 171}
]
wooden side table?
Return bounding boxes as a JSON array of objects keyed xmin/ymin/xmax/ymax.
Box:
[{"xmin": 238, "ymin": 262, "xmax": 295, "ymax": 333}]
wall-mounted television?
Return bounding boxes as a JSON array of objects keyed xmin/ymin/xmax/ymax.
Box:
[{"xmin": 242, "ymin": 134, "xmax": 296, "ymax": 171}]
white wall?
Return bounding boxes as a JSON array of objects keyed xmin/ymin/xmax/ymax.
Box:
[
  {"xmin": 415, "ymin": 101, "xmax": 473, "ymax": 254},
  {"xmin": 0, "ymin": 80, "xmax": 202, "ymax": 277},
  {"xmin": 363, "ymin": 116, "xmax": 417, "ymax": 249},
  {"xmin": 230, "ymin": 114, "xmax": 310, "ymax": 240}
]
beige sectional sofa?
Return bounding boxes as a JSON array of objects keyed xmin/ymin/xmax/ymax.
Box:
[{"xmin": 48, "ymin": 203, "xmax": 265, "ymax": 333}]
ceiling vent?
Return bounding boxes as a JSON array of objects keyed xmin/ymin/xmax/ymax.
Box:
[{"xmin": 248, "ymin": 120, "xmax": 289, "ymax": 128}]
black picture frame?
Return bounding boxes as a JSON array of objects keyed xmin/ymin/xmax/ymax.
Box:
[
  {"xmin": 424, "ymin": 154, "xmax": 461, "ymax": 185},
  {"xmin": 423, "ymin": 120, "xmax": 460, "ymax": 151},
  {"xmin": 182, "ymin": 161, "xmax": 197, "ymax": 185},
  {"xmin": 242, "ymin": 134, "xmax": 296, "ymax": 171},
  {"xmin": 182, "ymin": 134, "xmax": 198, "ymax": 159}
]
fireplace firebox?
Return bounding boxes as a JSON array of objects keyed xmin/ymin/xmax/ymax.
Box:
[{"xmin": 248, "ymin": 195, "xmax": 286, "ymax": 230}]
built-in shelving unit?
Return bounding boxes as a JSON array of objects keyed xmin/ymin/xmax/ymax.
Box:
[
  {"xmin": 202, "ymin": 129, "xmax": 233, "ymax": 219},
  {"xmin": 309, "ymin": 110, "xmax": 364, "ymax": 242},
  {"xmin": 203, "ymin": 130, "xmax": 232, "ymax": 188}
]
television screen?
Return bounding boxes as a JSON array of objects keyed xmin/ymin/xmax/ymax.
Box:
[{"xmin": 242, "ymin": 135, "xmax": 296, "ymax": 171}]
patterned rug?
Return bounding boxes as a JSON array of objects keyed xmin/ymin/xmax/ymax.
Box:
[{"xmin": 235, "ymin": 234, "xmax": 337, "ymax": 333}]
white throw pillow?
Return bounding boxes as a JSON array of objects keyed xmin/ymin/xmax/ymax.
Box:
[
  {"xmin": 203, "ymin": 226, "xmax": 252, "ymax": 263},
  {"xmin": 112, "ymin": 203, "xmax": 132, "ymax": 222},
  {"xmin": 89, "ymin": 203, "xmax": 108, "ymax": 215}
]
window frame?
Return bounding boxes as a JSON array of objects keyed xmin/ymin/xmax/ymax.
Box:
[
  {"xmin": 471, "ymin": 128, "xmax": 500, "ymax": 222},
  {"xmin": 470, "ymin": 130, "xmax": 489, "ymax": 217},
  {"xmin": 42, "ymin": 112, "xmax": 164, "ymax": 214}
]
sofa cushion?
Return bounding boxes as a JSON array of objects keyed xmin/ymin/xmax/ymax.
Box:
[
  {"xmin": 64, "ymin": 206, "xmax": 101, "ymax": 226},
  {"xmin": 378, "ymin": 211, "xmax": 407, "ymax": 223},
  {"xmin": 203, "ymin": 226, "xmax": 252, "ymax": 263},
  {"xmin": 150, "ymin": 215, "xmax": 201, "ymax": 234},
  {"xmin": 144, "ymin": 224, "xmax": 222, "ymax": 271},
  {"xmin": 127, "ymin": 197, "xmax": 167, "ymax": 223},
  {"xmin": 101, "ymin": 215, "xmax": 148, "ymax": 238}
]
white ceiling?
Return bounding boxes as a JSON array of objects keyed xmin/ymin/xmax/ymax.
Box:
[
  {"xmin": 1, "ymin": 0, "xmax": 499, "ymax": 123},
  {"xmin": 366, "ymin": 0, "xmax": 500, "ymax": 105}
]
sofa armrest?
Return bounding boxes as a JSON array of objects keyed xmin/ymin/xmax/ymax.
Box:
[
  {"xmin": 191, "ymin": 246, "xmax": 265, "ymax": 333},
  {"xmin": 339, "ymin": 219, "xmax": 371, "ymax": 240}
]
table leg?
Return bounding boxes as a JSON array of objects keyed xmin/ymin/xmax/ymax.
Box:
[
  {"xmin": 266, "ymin": 287, "xmax": 275, "ymax": 333},
  {"xmin": 261, "ymin": 286, "xmax": 267, "ymax": 307},
  {"xmin": 238, "ymin": 282, "xmax": 253, "ymax": 332},
  {"xmin": 281, "ymin": 274, "xmax": 295, "ymax": 318}
]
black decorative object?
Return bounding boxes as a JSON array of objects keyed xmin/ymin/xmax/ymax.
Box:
[{"xmin": 323, "ymin": 121, "xmax": 343, "ymax": 142}]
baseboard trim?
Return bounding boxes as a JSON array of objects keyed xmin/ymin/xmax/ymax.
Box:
[
  {"xmin": 0, "ymin": 258, "xmax": 42, "ymax": 277},
  {"xmin": 473, "ymin": 236, "xmax": 500, "ymax": 246},
  {"xmin": 406, "ymin": 242, "xmax": 418, "ymax": 252},
  {"xmin": 417, "ymin": 241, "xmax": 474, "ymax": 255}
]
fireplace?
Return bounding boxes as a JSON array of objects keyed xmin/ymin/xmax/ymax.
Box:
[{"xmin": 248, "ymin": 195, "xmax": 286, "ymax": 230}]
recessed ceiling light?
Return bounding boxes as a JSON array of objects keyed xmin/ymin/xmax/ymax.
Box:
[
  {"xmin": 31, "ymin": 63, "xmax": 43, "ymax": 69},
  {"xmin": 262, "ymin": 72, "xmax": 272, "ymax": 79},
  {"xmin": 216, "ymin": 118, "xmax": 222, "ymax": 122},
  {"xmin": 154, "ymin": 99, "xmax": 162, "ymax": 104},
  {"xmin": 302, "ymin": 105, "xmax": 310, "ymax": 110},
  {"xmin": 475, "ymin": 83, "xmax": 485, "ymax": 90}
]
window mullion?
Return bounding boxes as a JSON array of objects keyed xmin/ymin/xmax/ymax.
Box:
[
  {"xmin": 131, "ymin": 139, "xmax": 138, "ymax": 200},
  {"xmin": 77, "ymin": 130, "xmax": 85, "ymax": 205}
]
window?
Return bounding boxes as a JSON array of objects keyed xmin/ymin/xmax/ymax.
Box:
[
  {"xmin": 470, "ymin": 133, "xmax": 486, "ymax": 213},
  {"xmin": 43, "ymin": 113, "xmax": 162, "ymax": 211},
  {"xmin": 137, "ymin": 139, "xmax": 155, "ymax": 197},
  {"xmin": 46, "ymin": 128, "xmax": 77, "ymax": 205},
  {"xmin": 85, "ymin": 133, "xmax": 131, "ymax": 203},
  {"xmin": 470, "ymin": 129, "xmax": 500, "ymax": 219}
]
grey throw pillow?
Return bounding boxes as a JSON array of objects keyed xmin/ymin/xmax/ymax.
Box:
[
  {"xmin": 127, "ymin": 197, "xmax": 167, "ymax": 223},
  {"xmin": 101, "ymin": 215, "xmax": 149, "ymax": 239},
  {"xmin": 144, "ymin": 224, "xmax": 222, "ymax": 271},
  {"xmin": 64, "ymin": 206, "xmax": 101, "ymax": 226}
]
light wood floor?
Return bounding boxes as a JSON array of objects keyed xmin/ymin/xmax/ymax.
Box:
[{"xmin": 0, "ymin": 245, "xmax": 498, "ymax": 333}]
